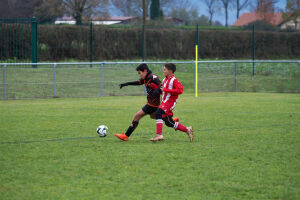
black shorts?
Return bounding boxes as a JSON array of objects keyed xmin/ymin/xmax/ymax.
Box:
[{"xmin": 142, "ymin": 104, "xmax": 158, "ymax": 115}]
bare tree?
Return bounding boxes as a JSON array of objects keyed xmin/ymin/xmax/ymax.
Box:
[
  {"xmin": 235, "ymin": 0, "xmax": 250, "ymax": 19},
  {"xmin": 0, "ymin": 0, "xmax": 10, "ymax": 18},
  {"xmin": 1, "ymin": 0, "xmax": 41, "ymax": 18},
  {"xmin": 256, "ymin": 0, "xmax": 278, "ymax": 13},
  {"xmin": 161, "ymin": 0, "xmax": 184, "ymax": 15},
  {"xmin": 220, "ymin": 0, "xmax": 233, "ymax": 27},
  {"xmin": 168, "ymin": 0, "xmax": 193, "ymax": 25},
  {"xmin": 143, "ymin": 0, "xmax": 146, "ymax": 24},
  {"xmin": 110, "ymin": 0, "xmax": 172, "ymax": 18},
  {"xmin": 204, "ymin": 0, "xmax": 217, "ymax": 26},
  {"xmin": 283, "ymin": 0, "xmax": 300, "ymax": 30},
  {"xmin": 110, "ymin": 0, "xmax": 138, "ymax": 16},
  {"xmin": 34, "ymin": 0, "xmax": 64, "ymax": 23},
  {"xmin": 169, "ymin": 0, "xmax": 214, "ymax": 26},
  {"xmin": 255, "ymin": 0, "xmax": 278, "ymax": 23},
  {"xmin": 63, "ymin": 0, "xmax": 108, "ymax": 25}
]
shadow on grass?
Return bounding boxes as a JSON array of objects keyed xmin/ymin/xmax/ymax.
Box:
[
  {"xmin": 0, "ymin": 123, "xmax": 293, "ymax": 146},
  {"xmin": 0, "ymin": 136, "xmax": 98, "ymax": 145}
]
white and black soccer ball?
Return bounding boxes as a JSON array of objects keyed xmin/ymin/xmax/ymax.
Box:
[{"xmin": 96, "ymin": 125, "xmax": 109, "ymax": 137}]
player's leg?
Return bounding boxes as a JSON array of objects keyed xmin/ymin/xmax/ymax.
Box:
[
  {"xmin": 164, "ymin": 115, "xmax": 194, "ymax": 142},
  {"xmin": 150, "ymin": 108, "xmax": 165, "ymax": 142},
  {"xmin": 126, "ymin": 109, "xmax": 146, "ymax": 136},
  {"xmin": 149, "ymin": 111, "xmax": 156, "ymax": 119},
  {"xmin": 115, "ymin": 109, "xmax": 146, "ymax": 141},
  {"xmin": 150, "ymin": 111, "xmax": 179, "ymax": 122}
]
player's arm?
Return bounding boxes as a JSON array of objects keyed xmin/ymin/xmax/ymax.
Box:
[
  {"xmin": 151, "ymin": 76, "xmax": 162, "ymax": 96},
  {"xmin": 120, "ymin": 79, "xmax": 143, "ymax": 89},
  {"xmin": 163, "ymin": 79, "xmax": 183, "ymax": 95},
  {"xmin": 153, "ymin": 83, "xmax": 163, "ymax": 96}
]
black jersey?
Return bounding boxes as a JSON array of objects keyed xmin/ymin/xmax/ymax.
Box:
[{"xmin": 138, "ymin": 71, "xmax": 161, "ymax": 107}]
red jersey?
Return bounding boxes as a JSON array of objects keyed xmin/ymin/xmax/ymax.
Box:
[
  {"xmin": 160, "ymin": 75, "xmax": 183, "ymax": 116},
  {"xmin": 161, "ymin": 75, "xmax": 183, "ymax": 103}
]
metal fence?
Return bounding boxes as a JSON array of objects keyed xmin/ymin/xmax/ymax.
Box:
[
  {"xmin": 0, "ymin": 17, "xmax": 37, "ymax": 63},
  {"xmin": 2, "ymin": 20, "xmax": 299, "ymax": 63},
  {"xmin": 0, "ymin": 60, "xmax": 299, "ymax": 100}
]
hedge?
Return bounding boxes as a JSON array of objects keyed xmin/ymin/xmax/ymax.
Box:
[{"xmin": 1, "ymin": 24, "xmax": 300, "ymax": 61}]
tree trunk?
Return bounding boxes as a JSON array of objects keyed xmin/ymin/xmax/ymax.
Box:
[
  {"xmin": 143, "ymin": 0, "xmax": 146, "ymax": 24},
  {"xmin": 225, "ymin": 7, "xmax": 228, "ymax": 27},
  {"xmin": 236, "ymin": 0, "xmax": 240, "ymax": 19},
  {"xmin": 75, "ymin": 13, "xmax": 82, "ymax": 25}
]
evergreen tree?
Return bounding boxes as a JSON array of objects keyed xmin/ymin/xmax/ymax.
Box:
[{"xmin": 150, "ymin": 0, "xmax": 162, "ymax": 20}]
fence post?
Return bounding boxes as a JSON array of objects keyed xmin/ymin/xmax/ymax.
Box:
[
  {"xmin": 31, "ymin": 17, "xmax": 37, "ymax": 67},
  {"xmin": 3, "ymin": 64, "xmax": 6, "ymax": 100},
  {"xmin": 142, "ymin": 24, "xmax": 145, "ymax": 61},
  {"xmin": 89, "ymin": 22, "xmax": 93, "ymax": 68},
  {"xmin": 195, "ymin": 45, "xmax": 198, "ymax": 97},
  {"xmin": 234, "ymin": 63, "xmax": 237, "ymax": 92},
  {"xmin": 100, "ymin": 63, "xmax": 103, "ymax": 96},
  {"xmin": 53, "ymin": 64, "xmax": 56, "ymax": 97},
  {"xmin": 252, "ymin": 24, "xmax": 255, "ymax": 76},
  {"xmin": 0, "ymin": 22, "xmax": 2, "ymax": 63}
]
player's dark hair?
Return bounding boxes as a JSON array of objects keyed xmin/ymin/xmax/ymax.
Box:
[
  {"xmin": 164, "ymin": 63, "xmax": 176, "ymax": 73},
  {"xmin": 136, "ymin": 63, "xmax": 149, "ymax": 72}
]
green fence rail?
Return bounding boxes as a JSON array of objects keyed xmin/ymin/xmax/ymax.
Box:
[{"xmin": 0, "ymin": 17, "xmax": 37, "ymax": 63}]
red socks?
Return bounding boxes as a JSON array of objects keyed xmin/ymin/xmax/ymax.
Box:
[
  {"xmin": 156, "ymin": 119, "xmax": 163, "ymax": 135},
  {"xmin": 175, "ymin": 122, "xmax": 188, "ymax": 133},
  {"xmin": 157, "ymin": 119, "xmax": 188, "ymax": 134}
]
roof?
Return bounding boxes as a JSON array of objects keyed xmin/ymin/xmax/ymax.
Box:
[
  {"xmin": 55, "ymin": 16, "xmax": 183, "ymax": 24},
  {"xmin": 164, "ymin": 17, "xmax": 183, "ymax": 22},
  {"xmin": 56, "ymin": 16, "xmax": 75, "ymax": 21},
  {"xmin": 55, "ymin": 16, "xmax": 137, "ymax": 22},
  {"xmin": 233, "ymin": 12, "xmax": 283, "ymax": 26},
  {"xmin": 107, "ymin": 16, "xmax": 137, "ymax": 21}
]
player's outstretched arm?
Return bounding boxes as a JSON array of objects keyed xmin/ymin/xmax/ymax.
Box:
[{"xmin": 120, "ymin": 81, "xmax": 141, "ymax": 89}]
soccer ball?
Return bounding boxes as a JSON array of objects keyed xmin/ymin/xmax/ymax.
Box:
[{"xmin": 96, "ymin": 125, "xmax": 109, "ymax": 137}]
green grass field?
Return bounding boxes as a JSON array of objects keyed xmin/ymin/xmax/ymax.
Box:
[{"xmin": 0, "ymin": 93, "xmax": 299, "ymax": 199}]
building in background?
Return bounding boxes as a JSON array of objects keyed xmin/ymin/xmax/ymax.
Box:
[
  {"xmin": 55, "ymin": 16, "xmax": 183, "ymax": 25},
  {"xmin": 55, "ymin": 16, "xmax": 76, "ymax": 25},
  {"xmin": 233, "ymin": 12, "xmax": 300, "ymax": 30}
]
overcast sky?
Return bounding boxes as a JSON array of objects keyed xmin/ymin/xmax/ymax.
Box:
[
  {"xmin": 190, "ymin": 0, "xmax": 286, "ymax": 26},
  {"xmin": 109, "ymin": 0, "xmax": 286, "ymax": 26}
]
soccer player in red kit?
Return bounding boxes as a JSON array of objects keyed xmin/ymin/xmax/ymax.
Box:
[
  {"xmin": 150, "ymin": 63, "xmax": 194, "ymax": 142},
  {"xmin": 115, "ymin": 63, "xmax": 178, "ymax": 141}
]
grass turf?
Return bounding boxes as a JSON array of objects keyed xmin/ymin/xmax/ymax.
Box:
[{"xmin": 0, "ymin": 93, "xmax": 299, "ymax": 199}]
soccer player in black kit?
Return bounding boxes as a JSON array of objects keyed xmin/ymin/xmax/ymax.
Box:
[{"xmin": 115, "ymin": 63, "xmax": 178, "ymax": 141}]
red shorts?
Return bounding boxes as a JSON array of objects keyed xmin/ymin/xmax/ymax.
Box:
[{"xmin": 159, "ymin": 100, "xmax": 177, "ymax": 117}]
